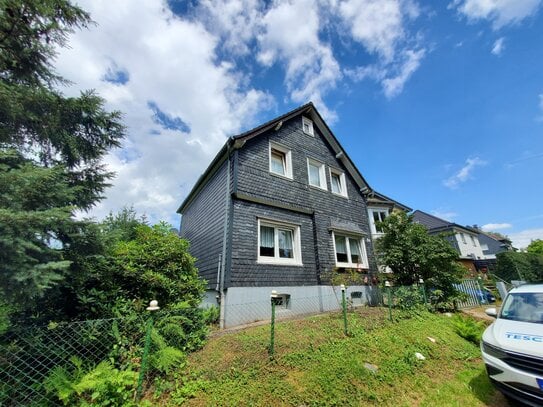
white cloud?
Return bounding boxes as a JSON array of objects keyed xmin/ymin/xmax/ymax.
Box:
[
  {"xmin": 52, "ymin": 0, "xmax": 430, "ymax": 224},
  {"xmin": 339, "ymin": 0, "xmax": 425, "ymax": 98},
  {"xmin": 431, "ymin": 210, "xmax": 458, "ymax": 221},
  {"xmin": 55, "ymin": 0, "xmax": 272, "ymax": 225},
  {"xmin": 382, "ymin": 48, "xmax": 425, "ymax": 98},
  {"xmin": 452, "ymin": 0, "xmax": 543, "ymax": 29},
  {"xmin": 491, "ymin": 37, "xmax": 505, "ymax": 55},
  {"xmin": 196, "ymin": 0, "xmax": 264, "ymax": 57},
  {"xmin": 508, "ymin": 228, "xmax": 543, "ymax": 249},
  {"xmin": 482, "ymin": 223, "xmax": 512, "ymax": 231},
  {"xmin": 443, "ymin": 157, "xmax": 487, "ymax": 188},
  {"xmin": 257, "ymin": 0, "xmax": 341, "ymax": 122},
  {"xmin": 338, "ymin": 0, "xmax": 405, "ymax": 61}
]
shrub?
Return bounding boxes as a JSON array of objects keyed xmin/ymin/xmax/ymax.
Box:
[
  {"xmin": 451, "ymin": 314, "xmax": 485, "ymax": 345},
  {"xmin": 44, "ymin": 357, "xmax": 137, "ymax": 406}
]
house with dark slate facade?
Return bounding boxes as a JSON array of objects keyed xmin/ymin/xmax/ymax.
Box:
[{"xmin": 178, "ymin": 103, "xmax": 408, "ymax": 328}]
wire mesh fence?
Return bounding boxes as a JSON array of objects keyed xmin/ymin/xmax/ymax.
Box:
[
  {"xmin": 0, "ymin": 281, "xmax": 480, "ymax": 405},
  {"xmin": 0, "ymin": 306, "xmax": 210, "ymax": 406},
  {"xmin": 0, "ymin": 317, "xmax": 140, "ymax": 406}
]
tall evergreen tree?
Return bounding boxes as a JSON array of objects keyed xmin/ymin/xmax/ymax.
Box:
[{"xmin": 0, "ymin": 0, "xmax": 125, "ymax": 306}]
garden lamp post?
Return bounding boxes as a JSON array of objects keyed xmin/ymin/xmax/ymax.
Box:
[
  {"xmin": 385, "ymin": 281, "xmax": 392, "ymax": 322},
  {"xmin": 269, "ymin": 290, "xmax": 279, "ymax": 358},
  {"xmin": 340, "ymin": 284, "xmax": 348, "ymax": 336},
  {"xmin": 419, "ymin": 278, "xmax": 427, "ymax": 305},
  {"xmin": 137, "ymin": 300, "xmax": 160, "ymax": 400}
]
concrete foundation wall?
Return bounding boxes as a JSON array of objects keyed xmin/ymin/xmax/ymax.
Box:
[{"xmin": 202, "ymin": 285, "xmax": 381, "ymax": 328}]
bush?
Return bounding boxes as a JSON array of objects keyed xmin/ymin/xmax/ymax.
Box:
[
  {"xmin": 451, "ymin": 314, "xmax": 485, "ymax": 345},
  {"xmin": 496, "ymin": 252, "xmax": 543, "ymax": 283},
  {"xmin": 44, "ymin": 357, "xmax": 137, "ymax": 406}
]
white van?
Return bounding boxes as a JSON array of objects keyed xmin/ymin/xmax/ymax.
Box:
[{"xmin": 481, "ymin": 284, "xmax": 543, "ymax": 406}]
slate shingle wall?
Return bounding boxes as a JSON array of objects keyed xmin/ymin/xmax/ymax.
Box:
[
  {"xmin": 180, "ymin": 161, "xmax": 228, "ymax": 288},
  {"xmin": 229, "ymin": 115, "xmax": 374, "ymax": 286}
]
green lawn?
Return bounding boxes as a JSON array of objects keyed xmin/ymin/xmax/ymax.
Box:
[{"xmin": 155, "ymin": 308, "xmax": 509, "ymax": 406}]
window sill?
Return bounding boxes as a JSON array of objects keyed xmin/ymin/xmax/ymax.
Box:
[
  {"xmin": 257, "ymin": 259, "xmax": 303, "ymax": 267},
  {"xmin": 270, "ymin": 172, "xmax": 293, "ymax": 181},
  {"xmin": 336, "ymin": 262, "xmax": 368, "ymax": 269},
  {"xmin": 331, "ymin": 192, "xmax": 349, "ymax": 199},
  {"xmin": 308, "ymin": 184, "xmax": 328, "ymax": 192}
]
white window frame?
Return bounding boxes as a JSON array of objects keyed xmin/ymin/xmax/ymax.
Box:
[
  {"xmin": 307, "ymin": 158, "xmax": 327, "ymax": 190},
  {"xmin": 269, "ymin": 142, "xmax": 293, "ymax": 179},
  {"xmin": 257, "ymin": 219, "xmax": 302, "ymax": 265},
  {"xmin": 470, "ymin": 235, "xmax": 477, "ymax": 247},
  {"xmin": 329, "ymin": 168, "xmax": 348, "ymax": 198},
  {"xmin": 331, "ymin": 232, "xmax": 368, "ymax": 269},
  {"xmin": 302, "ymin": 116, "xmax": 314, "ymax": 136},
  {"xmin": 460, "ymin": 233, "xmax": 466, "ymax": 244},
  {"xmin": 369, "ymin": 208, "xmax": 389, "ymax": 235}
]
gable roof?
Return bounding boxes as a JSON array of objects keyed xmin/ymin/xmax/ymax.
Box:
[
  {"xmin": 178, "ymin": 102, "xmax": 406, "ymax": 214},
  {"xmin": 412, "ymin": 210, "xmax": 476, "ymax": 235}
]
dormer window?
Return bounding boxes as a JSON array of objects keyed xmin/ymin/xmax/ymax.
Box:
[
  {"xmin": 302, "ymin": 117, "xmax": 314, "ymax": 136},
  {"xmin": 269, "ymin": 142, "xmax": 292, "ymax": 179}
]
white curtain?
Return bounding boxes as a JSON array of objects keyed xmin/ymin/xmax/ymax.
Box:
[
  {"xmin": 278, "ymin": 229, "xmax": 293, "ymax": 258},
  {"xmin": 260, "ymin": 226, "xmax": 275, "ymax": 248},
  {"xmin": 309, "ymin": 163, "xmax": 320, "ymax": 185},
  {"xmin": 271, "ymin": 151, "xmax": 285, "ymax": 175},
  {"xmin": 349, "ymin": 239, "xmax": 361, "ymax": 263},
  {"xmin": 335, "ymin": 235, "xmax": 346, "ymax": 253}
]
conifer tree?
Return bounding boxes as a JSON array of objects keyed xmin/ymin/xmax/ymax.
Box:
[{"xmin": 0, "ymin": 0, "xmax": 125, "ymax": 304}]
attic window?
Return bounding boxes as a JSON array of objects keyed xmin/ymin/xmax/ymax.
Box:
[
  {"xmin": 302, "ymin": 117, "xmax": 314, "ymax": 136},
  {"xmin": 269, "ymin": 142, "xmax": 292, "ymax": 179},
  {"xmin": 307, "ymin": 158, "xmax": 326, "ymax": 190},
  {"xmin": 330, "ymin": 168, "xmax": 347, "ymax": 198}
]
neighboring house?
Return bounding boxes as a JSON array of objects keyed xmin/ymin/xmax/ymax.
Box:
[
  {"xmin": 366, "ymin": 191, "xmax": 411, "ymax": 241},
  {"xmin": 469, "ymin": 227, "xmax": 515, "ymax": 260},
  {"xmin": 366, "ymin": 191, "xmax": 411, "ymax": 273},
  {"xmin": 412, "ymin": 210, "xmax": 485, "ymax": 273},
  {"xmin": 178, "ymin": 102, "xmax": 407, "ymax": 328}
]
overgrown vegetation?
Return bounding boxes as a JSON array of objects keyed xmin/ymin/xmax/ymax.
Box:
[
  {"xmin": 451, "ymin": 314, "xmax": 486, "ymax": 345},
  {"xmin": 161, "ymin": 308, "xmax": 502, "ymax": 406},
  {"xmin": 375, "ymin": 212, "xmax": 465, "ymax": 308},
  {"xmin": 495, "ymin": 251, "xmax": 543, "ymax": 283}
]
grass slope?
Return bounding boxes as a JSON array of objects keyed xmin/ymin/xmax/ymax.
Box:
[{"xmin": 163, "ymin": 308, "xmax": 508, "ymax": 406}]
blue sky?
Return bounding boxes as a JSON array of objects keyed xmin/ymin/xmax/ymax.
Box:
[{"xmin": 55, "ymin": 0, "xmax": 543, "ymax": 248}]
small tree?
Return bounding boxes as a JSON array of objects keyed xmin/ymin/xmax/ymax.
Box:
[
  {"xmin": 375, "ymin": 212, "xmax": 464, "ymax": 301},
  {"xmin": 527, "ymin": 239, "xmax": 543, "ymax": 255}
]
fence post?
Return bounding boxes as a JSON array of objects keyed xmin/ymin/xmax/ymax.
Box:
[
  {"xmin": 136, "ymin": 300, "xmax": 160, "ymax": 401},
  {"xmin": 419, "ymin": 278, "xmax": 427, "ymax": 305},
  {"xmin": 477, "ymin": 276, "xmax": 485, "ymax": 305},
  {"xmin": 269, "ymin": 290, "xmax": 278, "ymax": 358},
  {"xmin": 385, "ymin": 281, "xmax": 392, "ymax": 322},
  {"xmin": 340, "ymin": 284, "xmax": 348, "ymax": 336}
]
